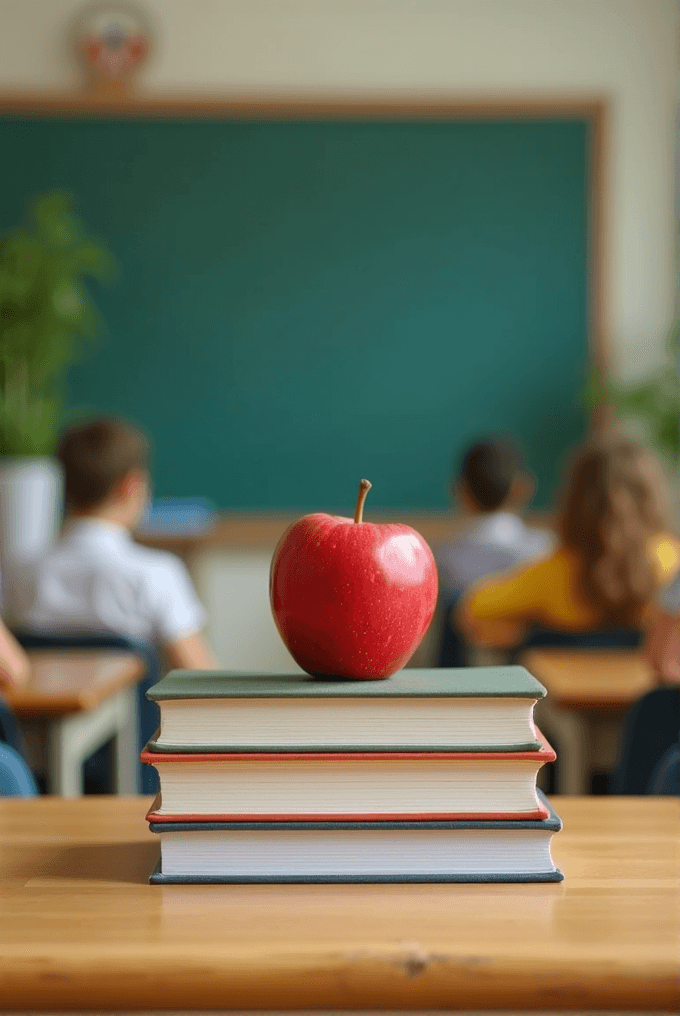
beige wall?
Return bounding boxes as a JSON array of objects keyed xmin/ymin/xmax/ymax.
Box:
[{"xmin": 0, "ymin": 0, "xmax": 677, "ymax": 382}]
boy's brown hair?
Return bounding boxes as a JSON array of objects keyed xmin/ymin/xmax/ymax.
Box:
[
  {"xmin": 459, "ymin": 437, "xmax": 525, "ymax": 511},
  {"xmin": 559, "ymin": 435, "xmax": 671, "ymax": 625},
  {"xmin": 58, "ymin": 417, "xmax": 150, "ymax": 511}
]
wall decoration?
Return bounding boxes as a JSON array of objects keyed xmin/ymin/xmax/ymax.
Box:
[{"xmin": 74, "ymin": 2, "xmax": 153, "ymax": 93}]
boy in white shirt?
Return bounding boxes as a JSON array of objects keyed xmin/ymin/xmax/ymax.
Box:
[{"xmin": 11, "ymin": 418, "xmax": 218, "ymax": 670}]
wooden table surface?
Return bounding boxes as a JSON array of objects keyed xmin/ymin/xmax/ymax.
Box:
[
  {"xmin": 4, "ymin": 650, "xmax": 145, "ymax": 717},
  {"xmin": 0, "ymin": 795, "xmax": 677, "ymax": 1011},
  {"xmin": 521, "ymin": 648, "xmax": 657, "ymax": 709}
]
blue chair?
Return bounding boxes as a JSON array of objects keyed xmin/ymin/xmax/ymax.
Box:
[
  {"xmin": 648, "ymin": 739, "xmax": 680, "ymax": 795},
  {"xmin": 613, "ymin": 687, "xmax": 680, "ymax": 795},
  {"xmin": 439, "ymin": 615, "xmax": 644, "ymax": 670},
  {"xmin": 509, "ymin": 626, "xmax": 643, "ymax": 662},
  {"xmin": 0, "ymin": 694, "xmax": 32, "ymax": 761},
  {"xmin": 13, "ymin": 632, "xmax": 161, "ymax": 794},
  {"xmin": 436, "ymin": 595, "xmax": 469, "ymax": 667},
  {"xmin": 0, "ymin": 743, "xmax": 38, "ymax": 796}
]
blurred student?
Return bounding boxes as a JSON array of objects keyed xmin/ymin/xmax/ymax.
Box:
[
  {"xmin": 616, "ymin": 567, "xmax": 680, "ymax": 797},
  {"xmin": 457, "ymin": 436, "xmax": 680, "ymax": 649},
  {"xmin": 435, "ymin": 437, "xmax": 554, "ymax": 608},
  {"xmin": 9, "ymin": 418, "xmax": 218, "ymax": 670},
  {"xmin": 0, "ymin": 619, "xmax": 29, "ymax": 690}
]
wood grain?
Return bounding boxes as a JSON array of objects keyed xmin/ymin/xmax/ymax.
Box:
[
  {"xmin": 4, "ymin": 651, "xmax": 145, "ymax": 717},
  {"xmin": 522, "ymin": 649, "xmax": 657, "ymax": 709},
  {"xmin": 0, "ymin": 796, "xmax": 676, "ymax": 1011}
]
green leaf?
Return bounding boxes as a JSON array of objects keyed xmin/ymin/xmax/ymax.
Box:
[
  {"xmin": 67, "ymin": 241, "xmax": 117, "ymax": 281},
  {"xmin": 30, "ymin": 192, "xmax": 81, "ymax": 249},
  {"xmin": 51, "ymin": 282, "xmax": 85, "ymax": 323}
]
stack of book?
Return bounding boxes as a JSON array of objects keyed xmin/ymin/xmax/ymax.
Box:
[{"xmin": 142, "ymin": 667, "xmax": 563, "ymax": 883}]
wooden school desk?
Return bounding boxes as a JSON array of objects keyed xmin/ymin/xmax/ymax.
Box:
[
  {"xmin": 4, "ymin": 650, "xmax": 145, "ymax": 797},
  {"xmin": 0, "ymin": 795, "xmax": 677, "ymax": 1012},
  {"xmin": 521, "ymin": 649, "xmax": 657, "ymax": 795}
]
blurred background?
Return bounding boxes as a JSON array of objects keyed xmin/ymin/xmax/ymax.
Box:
[{"xmin": 0, "ymin": 0, "xmax": 677, "ymax": 670}]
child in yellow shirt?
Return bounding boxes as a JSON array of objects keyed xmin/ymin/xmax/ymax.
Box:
[{"xmin": 457, "ymin": 437, "xmax": 680, "ymax": 648}]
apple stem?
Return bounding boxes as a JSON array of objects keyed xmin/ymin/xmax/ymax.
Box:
[{"xmin": 354, "ymin": 479, "xmax": 372, "ymax": 524}]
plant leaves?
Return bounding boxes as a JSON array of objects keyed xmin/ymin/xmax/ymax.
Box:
[
  {"xmin": 0, "ymin": 190, "xmax": 117, "ymax": 455},
  {"xmin": 581, "ymin": 330, "xmax": 680, "ymax": 465}
]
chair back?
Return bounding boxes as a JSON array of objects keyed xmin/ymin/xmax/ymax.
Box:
[
  {"xmin": 438, "ymin": 614, "xmax": 644, "ymax": 669},
  {"xmin": 436, "ymin": 595, "xmax": 469, "ymax": 668},
  {"xmin": 614, "ymin": 686, "xmax": 680, "ymax": 795},
  {"xmin": 0, "ymin": 742, "xmax": 38, "ymax": 796},
  {"xmin": 0, "ymin": 695, "xmax": 32, "ymax": 760},
  {"xmin": 509, "ymin": 627, "xmax": 643, "ymax": 663},
  {"xmin": 648, "ymin": 741, "xmax": 680, "ymax": 795}
]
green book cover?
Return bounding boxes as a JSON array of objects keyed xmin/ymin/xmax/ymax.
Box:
[
  {"xmin": 146, "ymin": 667, "xmax": 546, "ymax": 754},
  {"xmin": 147, "ymin": 666, "xmax": 546, "ymax": 702}
]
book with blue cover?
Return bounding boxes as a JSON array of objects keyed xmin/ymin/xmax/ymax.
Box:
[
  {"xmin": 148, "ymin": 791, "xmax": 563, "ymax": 884},
  {"xmin": 136, "ymin": 497, "xmax": 217, "ymax": 536}
]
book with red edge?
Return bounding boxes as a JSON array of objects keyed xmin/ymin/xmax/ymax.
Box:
[
  {"xmin": 146, "ymin": 789, "xmax": 564, "ymax": 884},
  {"xmin": 142, "ymin": 728, "xmax": 555, "ymax": 823}
]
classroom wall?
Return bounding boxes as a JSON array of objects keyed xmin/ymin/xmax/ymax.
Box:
[{"xmin": 0, "ymin": 0, "xmax": 677, "ymax": 383}]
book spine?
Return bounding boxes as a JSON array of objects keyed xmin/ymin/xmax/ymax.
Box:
[
  {"xmin": 146, "ymin": 806, "xmax": 551, "ymax": 824},
  {"xmin": 141, "ymin": 744, "xmax": 556, "ymax": 764}
]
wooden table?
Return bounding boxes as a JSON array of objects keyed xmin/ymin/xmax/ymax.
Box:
[
  {"xmin": 521, "ymin": 649, "xmax": 657, "ymax": 795},
  {"xmin": 4, "ymin": 650, "xmax": 146, "ymax": 797},
  {"xmin": 0, "ymin": 795, "xmax": 677, "ymax": 1012}
]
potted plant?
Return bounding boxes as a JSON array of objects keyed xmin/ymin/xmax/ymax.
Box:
[
  {"xmin": 583, "ymin": 323, "xmax": 680, "ymax": 466},
  {"xmin": 0, "ymin": 191, "xmax": 115, "ymax": 562}
]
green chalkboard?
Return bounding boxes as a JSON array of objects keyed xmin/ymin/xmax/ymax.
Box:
[{"xmin": 0, "ymin": 117, "xmax": 587, "ymax": 511}]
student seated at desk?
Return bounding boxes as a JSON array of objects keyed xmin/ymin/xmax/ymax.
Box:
[
  {"xmin": 434, "ymin": 437, "xmax": 553, "ymax": 665},
  {"xmin": 8, "ymin": 417, "xmax": 218, "ymax": 670},
  {"xmin": 456, "ymin": 437, "xmax": 680, "ymax": 650},
  {"xmin": 435, "ymin": 437, "xmax": 554, "ymax": 605}
]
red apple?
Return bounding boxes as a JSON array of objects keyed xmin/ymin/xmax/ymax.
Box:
[{"xmin": 270, "ymin": 480, "xmax": 438, "ymax": 680}]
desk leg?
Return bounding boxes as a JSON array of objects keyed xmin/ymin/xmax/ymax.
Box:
[
  {"xmin": 534, "ymin": 697, "xmax": 590, "ymax": 795},
  {"xmin": 113, "ymin": 686, "xmax": 139, "ymax": 795},
  {"xmin": 47, "ymin": 692, "xmax": 137, "ymax": 797},
  {"xmin": 47, "ymin": 716, "xmax": 84, "ymax": 797}
]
